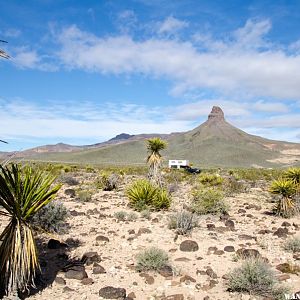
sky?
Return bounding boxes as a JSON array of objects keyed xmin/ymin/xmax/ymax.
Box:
[{"xmin": 1, "ymin": 0, "xmax": 300, "ymax": 151}]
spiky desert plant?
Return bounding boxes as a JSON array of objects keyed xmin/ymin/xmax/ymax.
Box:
[
  {"xmin": 0, "ymin": 164, "xmax": 61, "ymax": 296},
  {"xmin": 284, "ymin": 168, "xmax": 300, "ymax": 185},
  {"xmin": 146, "ymin": 138, "xmax": 167, "ymax": 187},
  {"xmin": 269, "ymin": 179, "xmax": 297, "ymax": 218}
]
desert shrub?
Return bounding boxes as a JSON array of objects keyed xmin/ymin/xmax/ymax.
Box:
[
  {"xmin": 269, "ymin": 179, "xmax": 298, "ymax": 218},
  {"xmin": 31, "ymin": 201, "xmax": 68, "ymax": 233},
  {"xmin": 227, "ymin": 258, "xmax": 289, "ymax": 299},
  {"xmin": 284, "ymin": 237, "xmax": 300, "ymax": 253},
  {"xmin": 77, "ymin": 190, "xmax": 93, "ymax": 202},
  {"xmin": 136, "ymin": 247, "xmax": 169, "ymax": 272},
  {"xmin": 114, "ymin": 210, "xmax": 127, "ymax": 221},
  {"xmin": 198, "ymin": 173, "xmax": 223, "ymax": 186},
  {"xmin": 192, "ymin": 187, "xmax": 228, "ymax": 215},
  {"xmin": 85, "ymin": 165, "xmax": 95, "ymax": 173},
  {"xmin": 231, "ymin": 168, "xmax": 283, "ymax": 182},
  {"xmin": 223, "ymin": 177, "xmax": 246, "ymax": 195},
  {"xmin": 140, "ymin": 208, "xmax": 151, "ymax": 219},
  {"xmin": 114, "ymin": 210, "xmax": 138, "ymax": 222},
  {"xmin": 59, "ymin": 175, "xmax": 79, "ymax": 186},
  {"xmin": 127, "ymin": 211, "xmax": 138, "ymax": 221},
  {"xmin": 97, "ymin": 172, "xmax": 121, "ymax": 191},
  {"xmin": 168, "ymin": 210, "xmax": 198, "ymax": 235},
  {"xmin": 126, "ymin": 179, "xmax": 171, "ymax": 211}
]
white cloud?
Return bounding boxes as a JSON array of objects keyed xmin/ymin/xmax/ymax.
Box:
[
  {"xmin": 3, "ymin": 28, "xmax": 21, "ymax": 38},
  {"xmin": 158, "ymin": 16, "xmax": 188, "ymax": 34},
  {"xmin": 55, "ymin": 20, "xmax": 300, "ymax": 99}
]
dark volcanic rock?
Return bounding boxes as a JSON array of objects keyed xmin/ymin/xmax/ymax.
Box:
[
  {"xmin": 158, "ymin": 265, "xmax": 174, "ymax": 278},
  {"xmin": 99, "ymin": 286, "xmax": 126, "ymax": 299},
  {"xmin": 65, "ymin": 188, "xmax": 76, "ymax": 198},
  {"xmin": 273, "ymin": 227, "xmax": 288, "ymax": 238},
  {"xmin": 96, "ymin": 235, "xmax": 110, "ymax": 242},
  {"xmin": 65, "ymin": 265, "xmax": 88, "ymax": 280},
  {"xmin": 224, "ymin": 246, "xmax": 235, "ymax": 252},
  {"xmin": 48, "ymin": 239, "xmax": 68, "ymax": 249},
  {"xmin": 81, "ymin": 251, "xmax": 101, "ymax": 265},
  {"xmin": 180, "ymin": 240, "xmax": 199, "ymax": 252},
  {"xmin": 236, "ymin": 248, "xmax": 261, "ymax": 259}
]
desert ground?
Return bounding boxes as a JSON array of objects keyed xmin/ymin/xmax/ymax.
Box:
[{"xmin": 1, "ymin": 167, "xmax": 300, "ymax": 300}]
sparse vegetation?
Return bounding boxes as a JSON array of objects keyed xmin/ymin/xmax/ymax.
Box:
[
  {"xmin": 168, "ymin": 210, "xmax": 198, "ymax": 235},
  {"xmin": 227, "ymin": 258, "xmax": 289, "ymax": 299},
  {"xmin": 114, "ymin": 210, "xmax": 138, "ymax": 222},
  {"xmin": 146, "ymin": 137, "xmax": 167, "ymax": 187},
  {"xmin": 77, "ymin": 190, "xmax": 93, "ymax": 202},
  {"xmin": 198, "ymin": 173, "xmax": 223, "ymax": 186},
  {"xmin": 192, "ymin": 187, "xmax": 228, "ymax": 215},
  {"xmin": 284, "ymin": 237, "xmax": 300, "ymax": 253},
  {"xmin": 59, "ymin": 174, "xmax": 80, "ymax": 186},
  {"xmin": 126, "ymin": 179, "xmax": 171, "ymax": 211},
  {"xmin": 31, "ymin": 201, "xmax": 68, "ymax": 233},
  {"xmin": 0, "ymin": 164, "xmax": 61, "ymax": 295},
  {"xmin": 269, "ymin": 179, "xmax": 298, "ymax": 217},
  {"xmin": 140, "ymin": 208, "xmax": 152, "ymax": 219},
  {"xmin": 136, "ymin": 247, "xmax": 169, "ymax": 272},
  {"xmin": 96, "ymin": 172, "xmax": 121, "ymax": 191}
]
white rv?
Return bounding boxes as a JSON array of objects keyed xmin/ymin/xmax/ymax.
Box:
[{"xmin": 168, "ymin": 160, "xmax": 189, "ymax": 169}]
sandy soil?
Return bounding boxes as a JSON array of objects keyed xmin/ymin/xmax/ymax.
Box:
[{"xmin": 1, "ymin": 173, "xmax": 300, "ymax": 300}]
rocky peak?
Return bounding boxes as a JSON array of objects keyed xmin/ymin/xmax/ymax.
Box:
[{"xmin": 207, "ymin": 106, "xmax": 225, "ymax": 122}]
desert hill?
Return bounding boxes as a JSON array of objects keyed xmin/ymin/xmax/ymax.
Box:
[{"xmin": 3, "ymin": 106, "xmax": 300, "ymax": 168}]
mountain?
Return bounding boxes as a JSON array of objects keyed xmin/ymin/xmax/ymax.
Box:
[{"xmin": 3, "ymin": 106, "xmax": 300, "ymax": 167}]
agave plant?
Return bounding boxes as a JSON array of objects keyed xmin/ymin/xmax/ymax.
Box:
[
  {"xmin": 284, "ymin": 168, "xmax": 300, "ymax": 194},
  {"xmin": 269, "ymin": 179, "xmax": 297, "ymax": 218},
  {"xmin": 146, "ymin": 138, "xmax": 167, "ymax": 187},
  {"xmin": 0, "ymin": 164, "xmax": 61, "ymax": 296}
]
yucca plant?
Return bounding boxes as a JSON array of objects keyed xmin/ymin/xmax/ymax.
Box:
[
  {"xmin": 126, "ymin": 179, "xmax": 171, "ymax": 211},
  {"xmin": 0, "ymin": 164, "xmax": 61, "ymax": 296},
  {"xmin": 284, "ymin": 168, "xmax": 300, "ymax": 185},
  {"xmin": 269, "ymin": 179, "xmax": 297, "ymax": 218},
  {"xmin": 146, "ymin": 138, "xmax": 167, "ymax": 187}
]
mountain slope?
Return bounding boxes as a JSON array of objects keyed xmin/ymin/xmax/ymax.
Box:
[{"xmin": 10, "ymin": 106, "xmax": 300, "ymax": 167}]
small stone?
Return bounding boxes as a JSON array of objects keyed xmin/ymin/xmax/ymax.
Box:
[
  {"xmin": 236, "ymin": 248, "xmax": 261, "ymax": 259},
  {"xmin": 159, "ymin": 265, "xmax": 173, "ymax": 278},
  {"xmin": 55, "ymin": 276, "xmax": 66, "ymax": 285},
  {"xmin": 48, "ymin": 239, "xmax": 68, "ymax": 249},
  {"xmin": 128, "ymin": 229, "xmax": 135, "ymax": 234},
  {"xmin": 214, "ymin": 250, "xmax": 224, "ymax": 255},
  {"xmin": 162, "ymin": 294, "xmax": 184, "ymax": 300},
  {"xmin": 99, "ymin": 286, "xmax": 126, "ymax": 299},
  {"xmin": 224, "ymin": 246, "xmax": 235, "ymax": 252},
  {"xmin": 81, "ymin": 251, "xmax": 101, "ymax": 265},
  {"xmin": 258, "ymin": 229, "xmax": 272, "ymax": 234},
  {"xmin": 65, "ymin": 188, "xmax": 76, "ymax": 197},
  {"xmin": 93, "ymin": 264, "xmax": 106, "ymax": 274},
  {"xmin": 238, "ymin": 209, "xmax": 246, "ymax": 213},
  {"xmin": 127, "ymin": 292, "xmax": 136, "ymax": 299},
  {"xmin": 81, "ymin": 278, "xmax": 94, "ymax": 285},
  {"xmin": 180, "ymin": 240, "xmax": 199, "ymax": 252},
  {"xmin": 96, "ymin": 235, "xmax": 110, "ymax": 242},
  {"xmin": 238, "ymin": 234, "xmax": 256, "ymax": 240},
  {"xmin": 207, "ymin": 224, "xmax": 215, "ymax": 230},
  {"xmin": 273, "ymin": 228, "xmax": 288, "ymax": 238},
  {"xmin": 63, "ymin": 286, "xmax": 75, "ymax": 292},
  {"xmin": 137, "ymin": 228, "xmax": 152, "ymax": 235},
  {"xmin": 225, "ymin": 220, "xmax": 235, "ymax": 229},
  {"xmin": 282, "ymin": 221, "xmax": 291, "ymax": 227},
  {"xmin": 65, "ymin": 265, "xmax": 88, "ymax": 280},
  {"xmin": 174, "ymin": 257, "xmax": 191, "ymax": 262},
  {"xmin": 139, "ymin": 273, "xmax": 155, "ymax": 285},
  {"xmin": 179, "ymin": 275, "xmax": 196, "ymax": 283},
  {"xmin": 206, "ymin": 267, "xmax": 218, "ymax": 279},
  {"xmin": 277, "ymin": 274, "xmax": 291, "ymax": 281}
]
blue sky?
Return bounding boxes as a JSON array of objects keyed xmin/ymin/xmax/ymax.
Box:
[{"xmin": 1, "ymin": 0, "xmax": 300, "ymax": 151}]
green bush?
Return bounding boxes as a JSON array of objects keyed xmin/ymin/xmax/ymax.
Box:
[
  {"xmin": 126, "ymin": 179, "xmax": 171, "ymax": 211},
  {"xmin": 284, "ymin": 237, "xmax": 300, "ymax": 253},
  {"xmin": 168, "ymin": 210, "xmax": 198, "ymax": 235},
  {"xmin": 114, "ymin": 211, "xmax": 138, "ymax": 222},
  {"xmin": 140, "ymin": 208, "xmax": 151, "ymax": 220},
  {"xmin": 96, "ymin": 172, "xmax": 121, "ymax": 191},
  {"xmin": 192, "ymin": 187, "xmax": 228, "ymax": 215},
  {"xmin": 198, "ymin": 173, "xmax": 224, "ymax": 186},
  {"xmin": 31, "ymin": 201, "xmax": 68, "ymax": 233},
  {"xmin": 77, "ymin": 190, "xmax": 93, "ymax": 202},
  {"xmin": 136, "ymin": 247, "xmax": 169, "ymax": 272},
  {"xmin": 228, "ymin": 259, "xmax": 289, "ymax": 299}
]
